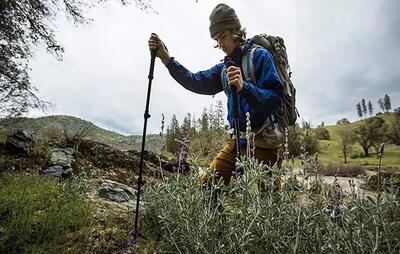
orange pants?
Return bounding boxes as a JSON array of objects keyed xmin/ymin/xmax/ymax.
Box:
[{"xmin": 200, "ymin": 138, "xmax": 281, "ymax": 185}]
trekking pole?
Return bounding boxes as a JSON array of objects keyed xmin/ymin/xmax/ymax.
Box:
[
  {"xmin": 225, "ymin": 57, "xmax": 241, "ymax": 161},
  {"xmin": 133, "ymin": 46, "xmax": 156, "ymax": 239}
]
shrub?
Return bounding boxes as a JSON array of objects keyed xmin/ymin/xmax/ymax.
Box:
[
  {"xmin": 314, "ymin": 126, "xmax": 330, "ymax": 140},
  {"xmin": 336, "ymin": 118, "xmax": 350, "ymax": 125},
  {"xmin": 350, "ymin": 152, "xmax": 366, "ymax": 159},
  {"xmin": 363, "ymin": 173, "xmax": 400, "ymax": 193},
  {"xmin": 288, "ymin": 123, "xmax": 319, "ymax": 156},
  {"xmin": 141, "ymin": 157, "xmax": 400, "ymax": 253}
]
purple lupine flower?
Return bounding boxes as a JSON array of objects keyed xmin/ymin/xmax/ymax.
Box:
[{"xmin": 171, "ymin": 137, "xmax": 190, "ymax": 173}]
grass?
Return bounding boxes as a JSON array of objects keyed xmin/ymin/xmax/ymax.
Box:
[
  {"xmin": 0, "ymin": 173, "xmax": 94, "ymax": 253},
  {"xmin": 0, "ymin": 172, "xmax": 139, "ymax": 253},
  {"xmin": 317, "ymin": 141, "xmax": 400, "ymax": 168},
  {"xmin": 310, "ymin": 113, "xmax": 400, "ymax": 170}
]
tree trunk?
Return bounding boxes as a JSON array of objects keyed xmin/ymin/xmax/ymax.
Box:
[
  {"xmin": 343, "ymin": 150, "xmax": 347, "ymax": 164},
  {"xmin": 362, "ymin": 146, "xmax": 369, "ymax": 157}
]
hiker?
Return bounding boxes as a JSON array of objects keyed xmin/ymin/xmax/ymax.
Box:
[{"xmin": 148, "ymin": 3, "xmax": 284, "ymax": 184}]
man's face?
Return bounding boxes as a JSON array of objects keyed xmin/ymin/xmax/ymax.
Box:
[{"xmin": 213, "ymin": 31, "xmax": 240, "ymax": 56}]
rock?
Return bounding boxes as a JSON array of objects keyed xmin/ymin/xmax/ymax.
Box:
[
  {"xmin": 42, "ymin": 165, "xmax": 73, "ymax": 179},
  {"xmin": 41, "ymin": 148, "xmax": 76, "ymax": 179},
  {"xmin": 77, "ymin": 139, "xmax": 168, "ymax": 172},
  {"xmin": 78, "ymin": 139, "xmax": 139, "ymax": 169},
  {"xmin": 5, "ymin": 130, "xmax": 37, "ymax": 154},
  {"xmin": 86, "ymin": 179, "xmax": 143, "ymax": 214},
  {"xmin": 94, "ymin": 209, "xmax": 110, "ymax": 221},
  {"xmin": 99, "ymin": 185, "xmax": 130, "ymax": 203},
  {"xmin": 49, "ymin": 148, "xmax": 75, "ymax": 168},
  {"xmin": 98, "ymin": 180, "xmax": 136, "ymax": 203}
]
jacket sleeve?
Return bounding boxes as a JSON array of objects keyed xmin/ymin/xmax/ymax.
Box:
[
  {"xmin": 165, "ymin": 57, "xmax": 224, "ymax": 95},
  {"xmin": 239, "ymin": 48, "xmax": 283, "ymax": 116}
]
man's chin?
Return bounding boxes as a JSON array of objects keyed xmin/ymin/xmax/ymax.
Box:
[{"xmin": 223, "ymin": 49, "xmax": 233, "ymax": 55}]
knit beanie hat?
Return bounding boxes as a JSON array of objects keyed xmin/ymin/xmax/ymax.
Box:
[{"xmin": 209, "ymin": 3, "xmax": 241, "ymax": 38}]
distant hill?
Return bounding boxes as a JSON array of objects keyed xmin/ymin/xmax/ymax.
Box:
[
  {"xmin": 317, "ymin": 113, "xmax": 400, "ymax": 168},
  {"xmin": 0, "ymin": 115, "xmax": 163, "ymax": 152}
]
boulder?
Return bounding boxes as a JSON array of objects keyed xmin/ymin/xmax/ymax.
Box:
[
  {"xmin": 98, "ymin": 179, "xmax": 136, "ymax": 203},
  {"xmin": 5, "ymin": 130, "xmax": 37, "ymax": 154},
  {"xmin": 49, "ymin": 148, "xmax": 75, "ymax": 168},
  {"xmin": 99, "ymin": 185, "xmax": 130, "ymax": 203},
  {"xmin": 41, "ymin": 148, "xmax": 76, "ymax": 179},
  {"xmin": 42, "ymin": 165, "xmax": 73, "ymax": 179}
]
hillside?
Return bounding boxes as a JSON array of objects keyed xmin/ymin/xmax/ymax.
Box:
[
  {"xmin": 0, "ymin": 115, "xmax": 163, "ymax": 152},
  {"xmin": 317, "ymin": 113, "xmax": 400, "ymax": 169},
  {"xmin": 0, "ymin": 114, "xmax": 398, "ymax": 169}
]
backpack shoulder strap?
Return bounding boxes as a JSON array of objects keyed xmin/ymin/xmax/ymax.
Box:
[
  {"xmin": 220, "ymin": 65, "xmax": 229, "ymax": 95},
  {"xmin": 242, "ymin": 46, "xmax": 258, "ymax": 84}
]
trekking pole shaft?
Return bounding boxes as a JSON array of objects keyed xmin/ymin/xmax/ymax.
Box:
[
  {"xmin": 224, "ymin": 57, "xmax": 241, "ymax": 161},
  {"xmin": 232, "ymin": 86, "xmax": 241, "ymax": 159},
  {"xmin": 134, "ymin": 50, "xmax": 156, "ymax": 237}
]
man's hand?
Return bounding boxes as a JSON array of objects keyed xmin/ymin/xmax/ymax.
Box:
[
  {"xmin": 226, "ymin": 66, "xmax": 243, "ymax": 92},
  {"xmin": 148, "ymin": 33, "xmax": 171, "ymax": 65}
]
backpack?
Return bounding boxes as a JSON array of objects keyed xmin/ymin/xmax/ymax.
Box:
[{"xmin": 243, "ymin": 34, "xmax": 299, "ymax": 128}]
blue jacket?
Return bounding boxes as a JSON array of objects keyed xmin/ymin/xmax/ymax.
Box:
[{"xmin": 165, "ymin": 39, "xmax": 283, "ymax": 134}]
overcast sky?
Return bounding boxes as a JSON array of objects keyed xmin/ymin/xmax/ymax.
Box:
[{"xmin": 29, "ymin": 0, "xmax": 400, "ymax": 135}]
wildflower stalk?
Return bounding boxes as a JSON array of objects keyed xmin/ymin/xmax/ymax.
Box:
[
  {"xmin": 292, "ymin": 208, "xmax": 301, "ymax": 254},
  {"xmin": 158, "ymin": 113, "xmax": 166, "ymax": 179},
  {"xmin": 373, "ymin": 225, "xmax": 379, "ymax": 253},
  {"xmin": 245, "ymin": 112, "xmax": 252, "ymax": 158},
  {"xmin": 377, "ymin": 143, "xmax": 384, "ymax": 195}
]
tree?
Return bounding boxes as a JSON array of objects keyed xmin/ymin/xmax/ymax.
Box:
[
  {"xmin": 0, "ymin": 0, "xmax": 152, "ymax": 117},
  {"xmin": 287, "ymin": 122, "xmax": 319, "ymax": 157},
  {"xmin": 383, "ymin": 94, "xmax": 391, "ymax": 113},
  {"xmin": 213, "ymin": 100, "xmax": 225, "ymax": 130},
  {"xmin": 395, "ymin": 107, "xmax": 400, "ymax": 116},
  {"xmin": 368, "ymin": 100, "xmax": 373, "ymax": 116},
  {"xmin": 356, "ymin": 103, "xmax": 363, "ymax": 119},
  {"xmin": 197, "ymin": 108, "xmax": 212, "ymax": 156},
  {"xmin": 181, "ymin": 113, "xmax": 193, "ymax": 139},
  {"xmin": 361, "ymin": 99, "xmax": 367, "ymax": 117},
  {"xmin": 386, "ymin": 113, "xmax": 400, "ymax": 145},
  {"xmin": 199, "ymin": 107, "xmax": 209, "ymax": 133},
  {"xmin": 302, "ymin": 121, "xmax": 319, "ymax": 155},
  {"xmin": 377, "ymin": 98, "xmax": 385, "ymax": 113},
  {"xmin": 61, "ymin": 119, "xmax": 94, "ymax": 148},
  {"xmin": 354, "ymin": 117, "xmax": 387, "ymax": 157},
  {"xmin": 338, "ymin": 126, "xmax": 356, "ymax": 164},
  {"xmin": 166, "ymin": 114, "xmax": 181, "ymax": 153},
  {"xmin": 337, "ymin": 118, "xmax": 350, "ymax": 125}
]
